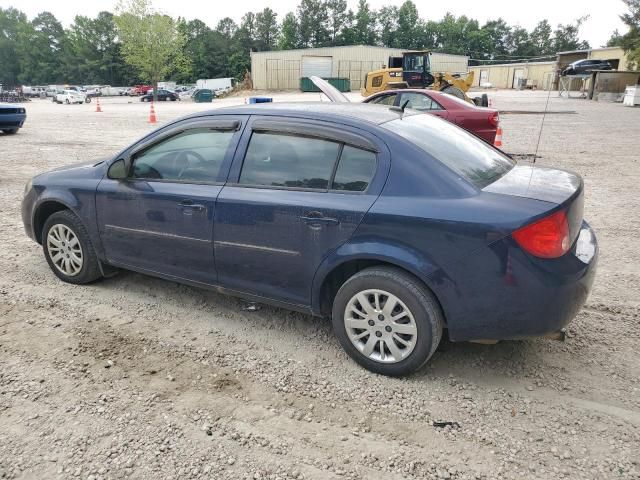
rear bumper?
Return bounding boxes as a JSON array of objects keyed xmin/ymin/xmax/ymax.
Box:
[{"xmin": 435, "ymin": 221, "xmax": 598, "ymax": 342}]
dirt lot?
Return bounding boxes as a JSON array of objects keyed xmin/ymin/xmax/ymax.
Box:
[{"xmin": 0, "ymin": 91, "xmax": 639, "ymax": 480}]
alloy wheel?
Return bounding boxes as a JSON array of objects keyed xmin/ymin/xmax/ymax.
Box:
[
  {"xmin": 47, "ymin": 224, "xmax": 83, "ymax": 276},
  {"xmin": 344, "ymin": 289, "xmax": 417, "ymax": 363}
]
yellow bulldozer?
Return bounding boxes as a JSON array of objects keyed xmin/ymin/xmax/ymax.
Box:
[{"xmin": 361, "ymin": 50, "xmax": 488, "ymax": 107}]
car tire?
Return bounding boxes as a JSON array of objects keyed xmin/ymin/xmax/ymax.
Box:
[
  {"xmin": 65, "ymin": 99, "xmax": 70, "ymax": 104},
  {"xmin": 85, "ymin": 98, "xmax": 91, "ymax": 103},
  {"xmin": 42, "ymin": 210, "xmax": 102, "ymax": 285},
  {"xmin": 332, "ymin": 266, "xmax": 443, "ymax": 376},
  {"xmin": 2, "ymin": 129, "xmax": 18, "ymax": 134}
]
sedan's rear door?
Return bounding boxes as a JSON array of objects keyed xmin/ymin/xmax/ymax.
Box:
[{"xmin": 213, "ymin": 117, "xmax": 389, "ymax": 307}]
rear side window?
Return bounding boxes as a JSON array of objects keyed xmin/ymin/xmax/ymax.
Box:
[
  {"xmin": 369, "ymin": 93, "xmax": 397, "ymax": 106},
  {"xmin": 240, "ymin": 132, "xmax": 340, "ymax": 189},
  {"xmin": 383, "ymin": 114, "xmax": 514, "ymax": 188},
  {"xmin": 399, "ymin": 92, "xmax": 442, "ymax": 111},
  {"xmin": 332, "ymin": 146, "xmax": 377, "ymax": 192}
]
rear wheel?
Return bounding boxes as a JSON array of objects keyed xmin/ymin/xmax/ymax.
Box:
[
  {"xmin": 332, "ymin": 266, "xmax": 443, "ymax": 376},
  {"xmin": 42, "ymin": 210, "xmax": 102, "ymax": 285},
  {"xmin": 2, "ymin": 129, "xmax": 18, "ymax": 134}
]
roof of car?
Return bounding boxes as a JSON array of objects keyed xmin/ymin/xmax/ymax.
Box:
[{"xmin": 199, "ymin": 102, "xmax": 418, "ymax": 125}]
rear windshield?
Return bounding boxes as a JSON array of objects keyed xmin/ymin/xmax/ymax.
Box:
[{"xmin": 382, "ymin": 113, "xmax": 514, "ymax": 188}]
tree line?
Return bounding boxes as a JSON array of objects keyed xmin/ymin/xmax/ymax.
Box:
[{"xmin": 0, "ymin": 0, "xmax": 607, "ymax": 89}]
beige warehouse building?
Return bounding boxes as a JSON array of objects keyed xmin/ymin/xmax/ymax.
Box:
[
  {"xmin": 469, "ymin": 47, "xmax": 631, "ymax": 90},
  {"xmin": 250, "ymin": 45, "xmax": 469, "ymax": 91}
]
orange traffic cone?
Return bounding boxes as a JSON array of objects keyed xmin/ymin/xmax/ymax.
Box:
[
  {"xmin": 148, "ymin": 101, "xmax": 157, "ymax": 124},
  {"xmin": 494, "ymin": 126, "xmax": 503, "ymax": 148},
  {"xmin": 95, "ymin": 97, "xmax": 102, "ymax": 112}
]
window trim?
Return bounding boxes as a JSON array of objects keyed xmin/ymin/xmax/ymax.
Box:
[{"xmin": 251, "ymin": 120, "xmax": 378, "ymax": 153}]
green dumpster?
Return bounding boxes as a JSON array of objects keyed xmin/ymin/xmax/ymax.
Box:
[
  {"xmin": 194, "ymin": 89, "xmax": 214, "ymax": 103},
  {"xmin": 300, "ymin": 77, "xmax": 351, "ymax": 92}
]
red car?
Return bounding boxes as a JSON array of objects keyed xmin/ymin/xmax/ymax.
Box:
[
  {"xmin": 363, "ymin": 89, "xmax": 500, "ymax": 144},
  {"xmin": 128, "ymin": 85, "xmax": 152, "ymax": 96}
]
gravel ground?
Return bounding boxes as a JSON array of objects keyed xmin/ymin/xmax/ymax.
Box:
[{"xmin": 0, "ymin": 91, "xmax": 639, "ymax": 480}]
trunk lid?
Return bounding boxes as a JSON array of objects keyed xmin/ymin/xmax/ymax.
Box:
[{"xmin": 484, "ymin": 164, "xmax": 584, "ymax": 246}]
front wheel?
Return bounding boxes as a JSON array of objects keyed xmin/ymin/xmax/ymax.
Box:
[
  {"xmin": 85, "ymin": 97, "xmax": 91, "ymax": 103},
  {"xmin": 65, "ymin": 99, "xmax": 70, "ymax": 104},
  {"xmin": 42, "ymin": 210, "xmax": 102, "ymax": 285},
  {"xmin": 2, "ymin": 129, "xmax": 18, "ymax": 134},
  {"xmin": 332, "ymin": 266, "xmax": 443, "ymax": 376}
]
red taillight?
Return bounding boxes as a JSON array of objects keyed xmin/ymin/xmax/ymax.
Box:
[
  {"xmin": 512, "ymin": 210, "xmax": 571, "ymax": 258},
  {"xmin": 489, "ymin": 111, "xmax": 500, "ymax": 128}
]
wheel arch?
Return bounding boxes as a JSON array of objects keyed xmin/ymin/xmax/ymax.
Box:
[
  {"xmin": 32, "ymin": 199, "xmax": 75, "ymax": 244},
  {"xmin": 312, "ymin": 245, "xmax": 447, "ymax": 323}
]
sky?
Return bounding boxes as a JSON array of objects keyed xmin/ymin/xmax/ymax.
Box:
[{"xmin": 0, "ymin": 0, "xmax": 629, "ymax": 49}]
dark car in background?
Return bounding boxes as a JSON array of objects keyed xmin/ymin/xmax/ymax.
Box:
[
  {"xmin": 140, "ymin": 89, "xmax": 179, "ymax": 102},
  {"xmin": 364, "ymin": 89, "xmax": 500, "ymax": 144},
  {"xmin": 0, "ymin": 104, "xmax": 26, "ymax": 134},
  {"xmin": 21, "ymin": 103, "xmax": 597, "ymax": 376},
  {"xmin": 562, "ymin": 59, "xmax": 613, "ymax": 76}
]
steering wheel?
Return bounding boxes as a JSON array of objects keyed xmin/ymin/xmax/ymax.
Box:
[{"xmin": 176, "ymin": 150, "xmax": 206, "ymax": 178}]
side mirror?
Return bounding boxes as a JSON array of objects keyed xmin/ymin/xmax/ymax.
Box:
[{"xmin": 107, "ymin": 158, "xmax": 130, "ymax": 180}]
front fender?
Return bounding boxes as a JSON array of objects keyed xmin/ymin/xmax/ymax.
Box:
[{"xmin": 310, "ymin": 238, "xmax": 444, "ymax": 315}]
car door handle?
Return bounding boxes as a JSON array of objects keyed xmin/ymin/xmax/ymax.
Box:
[
  {"xmin": 178, "ymin": 200, "xmax": 206, "ymax": 211},
  {"xmin": 299, "ymin": 213, "xmax": 340, "ymax": 226}
]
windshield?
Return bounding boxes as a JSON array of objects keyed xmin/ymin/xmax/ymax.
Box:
[{"xmin": 382, "ymin": 113, "xmax": 514, "ymax": 188}]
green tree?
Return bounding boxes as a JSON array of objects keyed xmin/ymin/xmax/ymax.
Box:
[
  {"xmin": 377, "ymin": 6, "xmax": 398, "ymax": 47},
  {"xmin": 0, "ymin": 7, "xmax": 28, "ymax": 87},
  {"xmin": 530, "ymin": 20, "xmax": 554, "ymax": 55},
  {"xmin": 352, "ymin": 0, "xmax": 376, "ymax": 45},
  {"xmin": 552, "ymin": 16, "xmax": 590, "ymax": 52},
  {"xmin": 396, "ymin": 1, "xmax": 420, "ymax": 49},
  {"xmin": 279, "ymin": 12, "xmax": 299, "ymax": 49},
  {"xmin": 65, "ymin": 12, "xmax": 130, "ymax": 85},
  {"xmin": 616, "ymin": 0, "xmax": 640, "ymax": 68},
  {"xmin": 255, "ymin": 8, "xmax": 279, "ymax": 51},
  {"xmin": 17, "ymin": 12, "xmax": 65, "ymax": 84},
  {"xmin": 297, "ymin": 0, "xmax": 329, "ymax": 47},
  {"xmin": 326, "ymin": 0, "xmax": 348, "ymax": 45},
  {"xmin": 115, "ymin": 0, "xmax": 188, "ymax": 99}
]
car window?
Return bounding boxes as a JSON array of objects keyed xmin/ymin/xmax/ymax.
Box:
[
  {"xmin": 369, "ymin": 94, "xmax": 397, "ymax": 106},
  {"xmin": 399, "ymin": 92, "xmax": 442, "ymax": 111},
  {"xmin": 239, "ymin": 132, "xmax": 340, "ymax": 189},
  {"xmin": 332, "ymin": 146, "xmax": 377, "ymax": 192},
  {"xmin": 132, "ymin": 128, "xmax": 234, "ymax": 182},
  {"xmin": 382, "ymin": 113, "xmax": 514, "ymax": 188}
]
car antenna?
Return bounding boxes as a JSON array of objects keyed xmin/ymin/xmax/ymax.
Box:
[{"xmin": 389, "ymin": 99, "xmax": 411, "ymax": 117}]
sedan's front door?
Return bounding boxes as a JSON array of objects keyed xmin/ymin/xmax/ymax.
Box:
[
  {"xmin": 96, "ymin": 118, "xmax": 244, "ymax": 284},
  {"xmin": 213, "ymin": 118, "xmax": 388, "ymax": 307}
]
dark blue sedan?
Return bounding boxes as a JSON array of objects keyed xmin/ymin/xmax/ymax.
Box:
[
  {"xmin": 0, "ymin": 103, "xmax": 26, "ymax": 134},
  {"xmin": 21, "ymin": 103, "xmax": 597, "ymax": 376}
]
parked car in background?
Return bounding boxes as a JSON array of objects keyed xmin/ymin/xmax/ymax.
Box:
[
  {"xmin": 364, "ymin": 89, "xmax": 500, "ymax": 144},
  {"xmin": 55, "ymin": 90, "xmax": 90, "ymax": 104},
  {"xmin": 561, "ymin": 59, "xmax": 613, "ymax": 76},
  {"xmin": 179, "ymin": 88, "xmax": 197, "ymax": 100},
  {"xmin": 0, "ymin": 103, "xmax": 26, "ymax": 134},
  {"xmin": 140, "ymin": 89, "xmax": 179, "ymax": 102},
  {"xmin": 128, "ymin": 85, "xmax": 152, "ymax": 96},
  {"xmin": 21, "ymin": 102, "xmax": 597, "ymax": 376}
]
